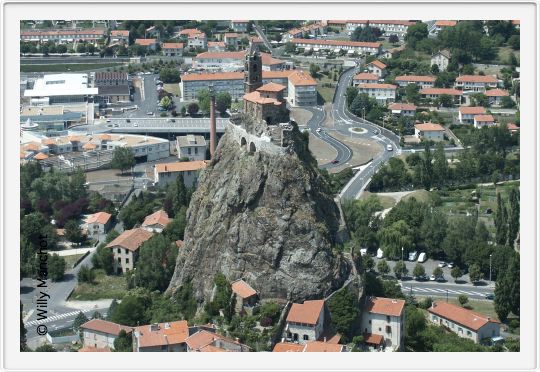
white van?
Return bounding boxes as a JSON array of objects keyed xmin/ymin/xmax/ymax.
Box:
[
  {"xmin": 417, "ymin": 252, "xmax": 427, "ymax": 263},
  {"xmin": 376, "ymin": 248, "xmax": 384, "ymax": 259}
]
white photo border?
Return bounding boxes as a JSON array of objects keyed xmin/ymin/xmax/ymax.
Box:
[{"xmin": 2, "ymin": 1, "xmax": 538, "ymax": 371}]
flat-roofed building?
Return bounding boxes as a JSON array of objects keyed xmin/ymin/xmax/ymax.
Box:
[
  {"xmin": 428, "ymin": 302, "xmax": 501, "ymax": 343},
  {"xmin": 96, "ymin": 85, "xmax": 131, "ymax": 104},
  {"xmin": 24, "ymin": 73, "xmax": 98, "ymax": 106},
  {"xmin": 345, "ymin": 20, "xmax": 415, "ymax": 38},
  {"xmin": 192, "ymin": 51, "xmax": 286, "ymax": 72},
  {"xmin": 154, "ymin": 160, "xmax": 209, "ymax": 188},
  {"xmin": 176, "ymin": 134, "xmax": 207, "ymax": 161}
]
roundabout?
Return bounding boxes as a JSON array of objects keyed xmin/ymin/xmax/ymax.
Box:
[{"xmin": 349, "ymin": 127, "xmax": 368, "ymax": 134}]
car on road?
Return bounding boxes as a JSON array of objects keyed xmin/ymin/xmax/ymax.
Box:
[
  {"xmin": 316, "ymin": 128, "xmax": 322, "ymax": 133},
  {"xmin": 113, "ymin": 123, "xmax": 119, "ymax": 127},
  {"xmin": 438, "ymin": 262, "xmax": 447, "ymax": 268},
  {"xmin": 331, "ymin": 160, "xmax": 339, "ymax": 164},
  {"xmin": 408, "ymin": 251, "xmax": 418, "ymax": 261},
  {"xmin": 429, "ymin": 275, "xmax": 436, "ymax": 281},
  {"xmin": 386, "ymin": 144, "xmax": 393, "ymax": 151},
  {"xmin": 146, "ymin": 112, "xmax": 154, "ymax": 115},
  {"xmin": 133, "ymin": 123, "xmax": 139, "ymax": 127},
  {"xmin": 417, "ymin": 252, "xmax": 427, "ymax": 263},
  {"xmin": 168, "ymin": 119, "xmax": 176, "ymax": 122},
  {"xmin": 373, "ymin": 129, "xmax": 379, "ymax": 135},
  {"xmin": 484, "ymin": 293, "xmax": 495, "ymax": 300},
  {"xmin": 126, "ymin": 119, "xmax": 131, "ymax": 123},
  {"xmin": 107, "ymin": 124, "xmax": 113, "ymax": 128},
  {"xmin": 106, "ymin": 119, "xmax": 111, "ymax": 123}
]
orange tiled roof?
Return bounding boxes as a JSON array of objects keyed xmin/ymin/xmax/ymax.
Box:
[
  {"xmin": 272, "ymin": 342, "xmax": 304, "ymax": 352},
  {"xmin": 179, "ymin": 28, "xmax": 201, "ymax": 37},
  {"xmin": 99, "ymin": 134, "xmax": 112, "ymax": 141},
  {"xmin": 359, "ymin": 83, "xmax": 397, "ymax": 90},
  {"xmin": 368, "ymin": 60, "xmax": 387, "ymax": 69},
  {"xmin": 24, "ymin": 142, "xmax": 41, "ymax": 151},
  {"xmin": 106, "ymin": 228, "xmax": 153, "ymax": 252},
  {"xmin": 82, "ymin": 142, "xmax": 97, "ymax": 150},
  {"xmin": 224, "ymin": 33, "xmax": 239, "ymax": 38},
  {"xmin": 415, "ymin": 123, "xmax": 445, "ymax": 132},
  {"xmin": 257, "ymin": 82, "xmax": 286, "ymax": 92},
  {"xmin": 456, "ymin": 75, "xmax": 498, "ymax": 83},
  {"xmin": 41, "ymin": 138, "xmax": 56, "ymax": 145},
  {"xmin": 186, "ymin": 330, "xmax": 245, "ymax": 351},
  {"xmin": 243, "ymin": 91, "xmax": 282, "ymax": 105},
  {"xmin": 135, "ymin": 321, "xmax": 189, "ymax": 348},
  {"xmin": 142, "ymin": 210, "xmax": 171, "ymax": 228},
  {"xmin": 286, "ymin": 299, "xmax": 325, "ymax": 325},
  {"xmin": 135, "ymin": 38, "xmax": 157, "ymax": 46},
  {"xmin": 507, "ymin": 123, "xmax": 519, "ymax": 131},
  {"xmin": 288, "ymin": 70, "xmax": 317, "ymax": 86},
  {"xmin": 182, "ymin": 72, "xmax": 244, "ymax": 82},
  {"xmin": 111, "ymin": 30, "xmax": 129, "ymax": 37},
  {"xmin": 485, "ymin": 88, "xmax": 509, "ymax": 97},
  {"xmin": 388, "ymin": 103, "xmax": 417, "ymax": 111},
  {"xmin": 78, "ymin": 346, "xmax": 112, "ymax": 352},
  {"xmin": 353, "ymin": 72, "xmax": 379, "ymax": 81},
  {"xmin": 162, "ymin": 42, "xmax": 184, "ymax": 49},
  {"xmin": 155, "ymin": 160, "xmax": 208, "ymax": 173},
  {"xmin": 420, "ymin": 88, "xmax": 463, "ymax": 96},
  {"xmin": 208, "ymin": 41, "xmax": 225, "ymax": 47},
  {"xmin": 428, "ymin": 302, "xmax": 500, "ymax": 331},
  {"xmin": 34, "ymin": 152, "xmax": 49, "ymax": 160},
  {"xmin": 86, "ymin": 212, "xmax": 112, "ymax": 225},
  {"xmin": 459, "ymin": 106, "xmax": 486, "ymax": 115},
  {"xmin": 81, "ymin": 319, "xmax": 132, "ymax": 336},
  {"xmin": 395, "ymin": 75, "xmax": 436, "ymax": 82},
  {"xmin": 231, "ymin": 279, "xmax": 257, "ymax": 299},
  {"xmin": 365, "ymin": 297, "xmax": 406, "ymax": 317},
  {"xmin": 363, "ymin": 332, "xmax": 384, "ymax": 345},
  {"xmin": 435, "ymin": 20, "xmax": 457, "ymax": 27},
  {"xmin": 474, "ymin": 114, "xmax": 494, "ymax": 122},
  {"xmin": 303, "ymin": 341, "xmax": 344, "ymax": 352}
]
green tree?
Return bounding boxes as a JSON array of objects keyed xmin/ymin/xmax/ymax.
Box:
[
  {"xmin": 134, "ymin": 235, "xmax": 178, "ymax": 292},
  {"xmin": 91, "ymin": 311, "xmax": 103, "ymax": 319},
  {"xmin": 197, "ymin": 89, "xmax": 211, "ymax": 114},
  {"xmin": 20, "ymin": 302, "xmax": 27, "ymax": 351},
  {"xmin": 362, "ymin": 255, "xmax": 375, "ymax": 272},
  {"xmin": 378, "ymin": 220, "xmax": 414, "ymax": 260},
  {"xmin": 507, "ymin": 188, "xmax": 520, "ymax": 246},
  {"xmin": 106, "ymin": 230, "xmax": 120, "ymax": 244},
  {"xmin": 413, "ymin": 263, "xmax": 425, "ymax": 278},
  {"xmin": 205, "ymin": 273, "xmax": 233, "ymax": 319},
  {"xmin": 389, "ymin": 34, "xmax": 399, "ymax": 44},
  {"xmin": 111, "ymin": 294, "xmax": 151, "ymax": 326},
  {"xmin": 327, "ymin": 289, "xmax": 359, "ymax": 342},
  {"xmin": 180, "ymin": 105, "xmax": 187, "ymax": 117},
  {"xmin": 351, "ymin": 25, "xmax": 382, "ymax": 42},
  {"xmin": 468, "ymin": 263, "xmax": 482, "ymax": 283},
  {"xmin": 432, "ymin": 142, "xmax": 448, "ymax": 188},
  {"xmin": 500, "ymin": 95, "xmax": 516, "ymax": 109},
  {"xmin": 111, "ymin": 147, "xmax": 136, "ymax": 175},
  {"xmin": 342, "ymin": 196, "xmax": 383, "ymax": 251},
  {"xmin": 404, "ymin": 83, "xmax": 420, "ymax": 104},
  {"xmin": 159, "ymin": 67, "xmax": 180, "ymax": 83},
  {"xmin": 48, "ymin": 254, "xmax": 66, "ymax": 282},
  {"xmin": 377, "ymin": 259, "xmax": 390, "ymax": 276},
  {"xmin": 72, "ymin": 311, "xmax": 89, "ymax": 333},
  {"xmin": 419, "ymin": 209, "xmax": 447, "ymax": 258},
  {"xmin": 259, "ymin": 301, "xmax": 281, "ymax": 326},
  {"xmin": 507, "ymin": 35, "xmax": 520, "ymax": 50},
  {"xmin": 432, "ymin": 266, "xmax": 443, "ymax": 278},
  {"xmin": 160, "ymin": 95, "xmax": 172, "ymax": 110},
  {"xmin": 450, "ymin": 266, "xmax": 463, "ymax": 282},
  {"xmin": 216, "ymin": 92, "xmax": 232, "ymax": 114},
  {"xmin": 458, "ymin": 294, "xmax": 469, "ymax": 307},
  {"xmin": 309, "ymin": 63, "xmax": 320, "ymax": 78},
  {"xmin": 495, "ymin": 192, "xmax": 508, "ymax": 245},
  {"xmin": 393, "ymin": 261, "xmax": 408, "ymax": 279},
  {"xmin": 77, "ymin": 265, "xmax": 96, "ymax": 283},
  {"xmin": 420, "ymin": 142, "xmax": 433, "ymax": 190},
  {"xmin": 172, "ymin": 282, "xmax": 198, "ymax": 321},
  {"xmin": 470, "ymin": 93, "xmax": 489, "ymax": 107},
  {"xmin": 91, "ymin": 244, "xmax": 114, "ymax": 275},
  {"xmin": 113, "ymin": 330, "xmax": 133, "ymax": 352},
  {"xmin": 163, "ymin": 210, "xmax": 187, "ymax": 242},
  {"xmin": 76, "ymin": 43, "xmax": 87, "ymax": 53},
  {"xmin": 187, "ymin": 102, "xmax": 199, "ymax": 116},
  {"xmin": 284, "ymin": 42, "xmax": 295, "ymax": 54},
  {"xmin": 437, "ymin": 94, "xmax": 453, "ymax": 107},
  {"xmin": 64, "ymin": 219, "xmax": 85, "ymax": 245},
  {"xmin": 404, "ymin": 305, "xmax": 427, "ymax": 350},
  {"xmin": 405, "ymin": 22, "xmax": 428, "ymax": 49},
  {"xmin": 35, "ymin": 344, "xmax": 57, "ymax": 352},
  {"xmin": 345, "ymin": 86, "xmax": 358, "ymax": 108},
  {"xmin": 106, "ymin": 299, "xmax": 119, "ymax": 321}
]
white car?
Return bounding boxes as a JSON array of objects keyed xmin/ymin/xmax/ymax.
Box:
[
  {"xmin": 417, "ymin": 252, "xmax": 427, "ymax": 263},
  {"xmin": 408, "ymin": 251, "xmax": 418, "ymax": 261},
  {"xmin": 386, "ymin": 144, "xmax": 393, "ymax": 151},
  {"xmin": 438, "ymin": 262, "xmax": 447, "ymax": 268},
  {"xmin": 133, "ymin": 123, "xmax": 139, "ymax": 127},
  {"xmin": 429, "ymin": 275, "xmax": 436, "ymax": 281},
  {"xmin": 316, "ymin": 128, "xmax": 322, "ymax": 133}
]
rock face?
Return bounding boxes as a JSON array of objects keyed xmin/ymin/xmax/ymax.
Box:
[{"xmin": 167, "ymin": 119, "xmax": 351, "ymax": 306}]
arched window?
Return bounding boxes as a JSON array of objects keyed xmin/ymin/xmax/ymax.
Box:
[{"xmin": 249, "ymin": 142, "xmax": 256, "ymax": 153}]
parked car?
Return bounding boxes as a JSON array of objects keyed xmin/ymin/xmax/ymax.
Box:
[
  {"xmin": 485, "ymin": 293, "xmax": 495, "ymax": 300},
  {"xmin": 133, "ymin": 123, "xmax": 138, "ymax": 127},
  {"xmin": 126, "ymin": 119, "xmax": 131, "ymax": 123},
  {"xmin": 146, "ymin": 112, "xmax": 154, "ymax": 115},
  {"xmin": 447, "ymin": 262, "xmax": 454, "ymax": 268},
  {"xmin": 417, "ymin": 252, "xmax": 427, "ymax": 263},
  {"xmin": 376, "ymin": 248, "xmax": 384, "ymax": 259},
  {"xmin": 436, "ymin": 276, "xmax": 446, "ymax": 282},
  {"xmin": 408, "ymin": 251, "xmax": 418, "ymax": 261},
  {"xmin": 113, "ymin": 124, "xmax": 119, "ymax": 127},
  {"xmin": 316, "ymin": 128, "xmax": 322, "ymax": 133},
  {"xmin": 438, "ymin": 262, "xmax": 447, "ymax": 268},
  {"xmin": 429, "ymin": 275, "xmax": 436, "ymax": 281},
  {"xmin": 414, "ymin": 274, "xmax": 428, "ymax": 281}
]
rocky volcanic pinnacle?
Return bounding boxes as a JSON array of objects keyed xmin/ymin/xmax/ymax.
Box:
[{"xmin": 167, "ymin": 120, "xmax": 352, "ymax": 306}]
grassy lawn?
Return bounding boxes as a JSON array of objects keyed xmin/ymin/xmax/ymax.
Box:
[
  {"xmin": 316, "ymin": 73, "xmax": 337, "ymax": 104},
  {"xmin": 360, "ymin": 191, "xmax": 396, "ymax": 209},
  {"xmin": 402, "ymin": 189, "xmax": 431, "ymax": 203},
  {"xmin": 69, "ymin": 269, "xmax": 127, "ymax": 301},
  {"xmin": 63, "ymin": 253, "xmax": 85, "ymax": 269},
  {"xmin": 163, "ymin": 83, "xmax": 180, "ymax": 97},
  {"xmin": 497, "ymin": 46, "xmax": 519, "ymax": 65},
  {"xmin": 21, "ymin": 62, "xmax": 124, "ymax": 73}
]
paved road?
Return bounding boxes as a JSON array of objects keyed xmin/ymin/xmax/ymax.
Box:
[
  {"xmin": 399, "ymin": 281, "xmax": 494, "ymax": 301},
  {"xmin": 71, "ymin": 117, "xmax": 228, "ymax": 134}
]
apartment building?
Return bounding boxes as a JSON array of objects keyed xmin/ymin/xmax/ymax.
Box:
[
  {"xmin": 357, "ymin": 83, "xmax": 397, "ymax": 103},
  {"xmin": 161, "ymin": 42, "xmax": 184, "ymax": 57},
  {"xmin": 361, "ymin": 296, "xmax": 406, "ymax": 351},
  {"xmin": 153, "ymin": 160, "xmax": 209, "ymax": 188},
  {"xmin": 353, "ymin": 72, "xmax": 379, "ymax": 85},
  {"xmin": 20, "ymin": 28, "xmax": 106, "ymax": 43},
  {"xmin": 395, "ymin": 75, "xmax": 436, "ymax": 89},
  {"xmin": 455, "ymin": 75, "xmax": 499, "ymax": 92},
  {"xmin": 290, "ymin": 38, "xmax": 382, "ymax": 55},
  {"xmin": 106, "ymin": 228, "xmax": 154, "ymax": 274},
  {"xmin": 176, "ymin": 134, "xmax": 207, "ymax": 161},
  {"xmin": 458, "ymin": 106, "xmax": 486, "ymax": 124}
]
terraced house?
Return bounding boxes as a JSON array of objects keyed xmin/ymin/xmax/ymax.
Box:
[
  {"xmin": 290, "ymin": 38, "xmax": 382, "ymax": 55},
  {"xmin": 394, "ymin": 75, "xmax": 436, "ymax": 89},
  {"xmin": 454, "ymin": 75, "xmax": 499, "ymax": 92},
  {"xmin": 357, "ymin": 83, "xmax": 397, "ymax": 103}
]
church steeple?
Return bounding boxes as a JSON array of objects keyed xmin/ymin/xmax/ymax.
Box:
[{"xmin": 244, "ymin": 42, "xmax": 262, "ymax": 94}]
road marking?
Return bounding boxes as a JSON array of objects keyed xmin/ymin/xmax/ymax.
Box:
[{"xmin": 25, "ymin": 309, "xmax": 95, "ymax": 326}]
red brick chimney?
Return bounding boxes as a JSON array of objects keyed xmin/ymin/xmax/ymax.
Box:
[{"xmin": 209, "ymin": 90, "xmax": 217, "ymax": 159}]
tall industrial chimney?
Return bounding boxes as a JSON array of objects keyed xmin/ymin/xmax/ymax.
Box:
[{"xmin": 209, "ymin": 85, "xmax": 217, "ymax": 159}]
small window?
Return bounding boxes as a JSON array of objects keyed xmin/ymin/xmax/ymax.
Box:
[
  {"xmin": 125, "ymin": 258, "xmax": 129, "ymax": 264},
  {"xmin": 303, "ymin": 335, "xmax": 309, "ymax": 341},
  {"xmin": 378, "ymin": 327, "xmax": 382, "ymax": 332},
  {"xmin": 117, "ymin": 248, "xmax": 121, "ymax": 254},
  {"xmin": 368, "ymin": 320, "xmax": 371, "ymax": 324},
  {"xmin": 467, "ymin": 330, "xmax": 472, "ymax": 336},
  {"xmin": 386, "ymin": 316, "xmax": 391, "ymax": 323},
  {"xmin": 386, "ymin": 326, "xmax": 392, "ymax": 334}
]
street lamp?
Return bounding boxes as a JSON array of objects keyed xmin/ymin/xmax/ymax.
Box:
[
  {"xmin": 401, "ymin": 247, "xmax": 404, "ymax": 280},
  {"xmin": 489, "ymin": 254, "xmax": 492, "ymax": 285}
]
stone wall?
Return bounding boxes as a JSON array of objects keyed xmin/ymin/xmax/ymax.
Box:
[{"xmin": 227, "ymin": 121, "xmax": 286, "ymax": 156}]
